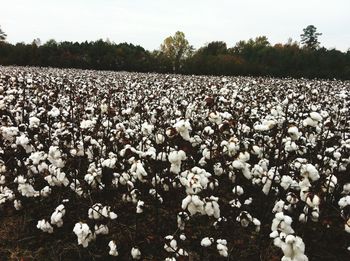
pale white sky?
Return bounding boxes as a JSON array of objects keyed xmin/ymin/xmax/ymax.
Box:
[{"xmin": 1, "ymin": 0, "xmax": 349, "ymax": 51}]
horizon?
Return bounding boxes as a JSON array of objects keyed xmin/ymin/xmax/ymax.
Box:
[{"xmin": 1, "ymin": 0, "xmax": 350, "ymax": 51}]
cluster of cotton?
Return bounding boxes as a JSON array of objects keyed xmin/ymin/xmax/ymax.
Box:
[
  {"xmin": 73, "ymin": 222, "xmax": 95, "ymax": 248},
  {"xmin": 303, "ymin": 111, "xmax": 322, "ymax": 128},
  {"xmin": 270, "ymin": 212, "xmax": 309, "ymax": 260},
  {"xmin": 179, "ymin": 167, "xmax": 212, "ymax": 194},
  {"xmin": 88, "ymin": 203, "xmax": 118, "ymax": 220},
  {"xmin": 1, "ymin": 126, "xmax": 19, "ymax": 142},
  {"xmin": 14, "ymin": 175, "xmax": 40, "ymax": 197},
  {"xmin": 231, "ymin": 151, "xmax": 252, "ymax": 180},
  {"xmin": 45, "ymin": 165, "xmax": 69, "ymax": 187},
  {"xmin": 84, "ymin": 162, "xmax": 103, "ymax": 189},
  {"xmin": 221, "ymin": 137, "xmax": 240, "ymax": 157}
]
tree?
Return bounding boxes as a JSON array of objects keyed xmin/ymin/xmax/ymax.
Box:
[
  {"xmin": 0, "ymin": 26, "xmax": 6, "ymax": 41},
  {"xmin": 300, "ymin": 25, "xmax": 322, "ymax": 50},
  {"xmin": 160, "ymin": 31, "xmax": 192, "ymax": 73},
  {"xmin": 198, "ymin": 41, "xmax": 227, "ymax": 56}
]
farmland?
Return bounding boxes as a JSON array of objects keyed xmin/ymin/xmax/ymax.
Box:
[{"xmin": 0, "ymin": 66, "xmax": 349, "ymax": 260}]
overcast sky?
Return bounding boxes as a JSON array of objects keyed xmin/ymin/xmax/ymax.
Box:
[{"xmin": 1, "ymin": 0, "xmax": 349, "ymax": 51}]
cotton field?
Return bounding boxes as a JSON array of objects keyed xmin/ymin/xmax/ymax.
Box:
[{"xmin": 0, "ymin": 66, "xmax": 349, "ymax": 260}]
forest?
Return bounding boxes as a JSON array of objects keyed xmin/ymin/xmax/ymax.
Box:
[{"xmin": 0, "ymin": 26, "xmax": 349, "ymax": 79}]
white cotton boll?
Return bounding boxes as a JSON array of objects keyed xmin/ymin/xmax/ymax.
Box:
[
  {"xmin": 141, "ymin": 122, "xmax": 154, "ymax": 136},
  {"xmin": 301, "ymin": 164, "xmax": 320, "ymax": 182},
  {"xmin": 272, "ymin": 200, "xmax": 285, "ymax": 213},
  {"xmin": 232, "ymin": 160, "xmax": 244, "ymax": 169},
  {"xmin": 201, "ymin": 237, "xmax": 213, "ymax": 247},
  {"xmin": 179, "ymin": 234, "xmax": 186, "ymax": 241},
  {"xmin": 182, "ymin": 195, "xmax": 192, "ymax": 210},
  {"xmin": 280, "ymin": 175, "xmax": 297, "ymax": 190},
  {"xmin": 29, "ymin": 116, "xmax": 40, "ymax": 129},
  {"xmin": 131, "ymin": 247, "xmax": 141, "ymax": 260},
  {"xmin": 338, "ymin": 196, "xmax": 350, "ymax": 209},
  {"xmin": 37, "ymin": 219, "xmax": 54, "ymax": 233},
  {"xmin": 310, "ymin": 112, "xmax": 322, "ymax": 122},
  {"xmin": 213, "ymin": 162, "xmax": 224, "ymax": 176},
  {"xmin": 216, "ymin": 239, "xmax": 228, "ymax": 257},
  {"xmin": 40, "ymin": 186, "xmax": 52, "ymax": 197},
  {"xmin": 80, "ymin": 119, "xmax": 95, "ymax": 129},
  {"xmin": 14, "ymin": 199, "xmax": 22, "ymax": 210},
  {"xmin": 136, "ymin": 200, "xmax": 144, "ymax": 214},
  {"xmin": 48, "ymin": 107, "xmax": 60, "ymax": 118},
  {"xmin": 343, "ymin": 183, "xmax": 350, "ymax": 194},
  {"xmin": 164, "ymin": 235, "xmax": 178, "ymax": 253},
  {"xmin": 108, "ymin": 240, "xmax": 118, "ymax": 256},
  {"xmin": 288, "ymin": 126, "xmax": 301, "ymax": 140},
  {"xmin": 232, "ymin": 185, "xmax": 244, "ymax": 196},
  {"xmin": 203, "ymin": 126, "xmax": 214, "ymax": 135},
  {"xmin": 209, "ymin": 111, "xmax": 222, "ymax": 125},
  {"xmin": 50, "ymin": 204, "xmax": 66, "ymax": 227},
  {"xmin": 73, "ymin": 222, "xmax": 95, "ymax": 248},
  {"xmin": 238, "ymin": 151, "xmax": 250, "ymax": 162},
  {"xmin": 345, "ymin": 219, "xmax": 350, "ymax": 233},
  {"xmin": 303, "ymin": 117, "xmax": 318, "ymax": 127},
  {"xmin": 168, "ymin": 150, "xmax": 187, "ymax": 174},
  {"xmin": 95, "ymin": 224, "xmax": 109, "ymax": 235},
  {"xmin": 174, "ymin": 119, "xmax": 191, "ymax": 141},
  {"xmin": 155, "ymin": 133, "xmax": 165, "ymax": 144},
  {"xmin": 333, "ymin": 151, "xmax": 341, "ymax": 160}
]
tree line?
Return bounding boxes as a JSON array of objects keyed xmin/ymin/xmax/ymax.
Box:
[{"xmin": 0, "ymin": 25, "xmax": 349, "ymax": 79}]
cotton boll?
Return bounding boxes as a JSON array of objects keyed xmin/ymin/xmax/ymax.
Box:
[
  {"xmin": 94, "ymin": 224, "xmax": 109, "ymax": 235},
  {"xmin": 50, "ymin": 204, "xmax": 66, "ymax": 227},
  {"xmin": 73, "ymin": 222, "xmax": 95, "ymax": 248},
  {"xmin": 201, "ymin": 237, "xmax": 213, "ymax": 247},
  {"xmin": 108, "ymin": 240, "xmax": 118, "ymax": 256},
  {"xmin": 37, "ymin": 219, "xmax": 54, "ymax": 233},
  {"xmin": 216, "ymin": 239, "xmax": 228, "ymax": 257},
  {"xmin": 174, "ymin": 119, "xmax": 191, "ymax": 141},
  {"xmin": 131, "ymin": 247, "xmax": 141, "ymax": 260},
  {"xmin": 310, "ymin": 112, "xmax": 322, "ymax": 122},
  {"xmin": 136, "ymin": 200, "xmax": 145, "ymax": 214},
  {"xmin": 164, "ymin": 235, "xmax": 178, "ymax": 253}
]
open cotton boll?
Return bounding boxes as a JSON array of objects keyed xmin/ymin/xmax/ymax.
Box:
[
  {"xmin": 94, "ymin": 224, "xmax": 109, "ymax": 235},
  {"xmin": 131, "ymin": 247, "xmax": 141, "ymax": 260},
  {"xmin": 201, "ymin": 237, "xmax": 214, "ymax": 247},
  {"xmin": 155, "ymin": 133, "xmax": 165, "ymax": 144},
  {"xmin": 288, "ymin": 126, "xmax": 301, "ymax": 140},
  {"xmin": 303, "ymin": 117, "xmax": 318, "ymax": 127},
  {"xmin": 80, "ymin": 119, "xmax": 95, "ymax": 129},
  {"xmin": 108, "ymin": 240, "xmax": 118, "ymax": 256},
  {"xmin": 37, "ymin": 219, "xmax": 54, "ymax": 233},
  {"xmin": 174, "ymin": 119, "xmax": 191, "ymax": 141},
  {"xmin": 73, "ymin": 222, "xmax": 95, "ymax": 248},
  {"xmin": 16, "ymin": 134, "xmax": 33, "ymax": 153},
  {"xmin": 300, "ymin": 164, "xmax": 320, "ymax": 182},
  {"xmin": 310, "ymin": 112, "xmax": 322, "ymax": 122},
  {"xmin": 216, "ymin": 239, "xmax": 228, "ymax": 257},
  {"xmin": 141, "ymin": 122, "xmax": 154, "ymax": 136},
  {"xmin": 48, "ymin": 107, "xmax": 60, "ymax": 118},
  {"xmin": 29, "ymin": 116, "xmax": 40, "ymax": 129},
  {"xmin": 50, "ymin": 204, "xmax": 66, "ymax": 227},
  {"xmin": 168, "ymin": 150, "xmax": 187, "ymax": 174},
  {"xmin": 136, "ymin": 200, "xmax": 145, "ymax": 214},
  {"xmin": 208, "ymin": 111, "xmax": 222, "ymax": 125},
  {"xmin": 164, "ymin": 235, "xmax": 178, "ymax": 253}
]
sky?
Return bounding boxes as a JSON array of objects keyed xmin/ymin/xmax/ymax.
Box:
[{"xmin": 1, "ymin": 0, "xmax": 350, "ymax": 51}]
